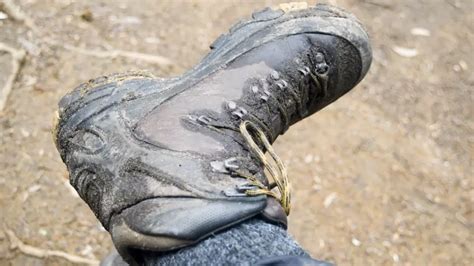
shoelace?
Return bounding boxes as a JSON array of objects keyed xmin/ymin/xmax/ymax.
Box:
[{"xmin": 236, "ymin": 120, "xmax": 291, "ymax": 215}]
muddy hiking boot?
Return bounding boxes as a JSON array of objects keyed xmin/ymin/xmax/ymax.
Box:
[{"xmin": 53, "ymin": 3, "xmax": 371, "ymax": 264}]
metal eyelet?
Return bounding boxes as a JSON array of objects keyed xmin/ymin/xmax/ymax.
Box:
[
  {"xmin": 224, "ymin": 157, "xmax": 239, "ymax": 170},
  {"xmin": 236, "ymin": 183, "xmax": 256, "ymax": 192},
  {"xmin": 251, "ymin": 85, "xmax": 259, "ymax": 93},
  {"xmin": 231, "ymin": 107, "xmax": 248, "ymax": 119},
  {"xmin": 276, "ymin": 80, "xmax": 288, "ymax": 89},
  {"xmin": 298, "ymin": 66, "xmax": 310, "ymax": 75},
  {"xmin": 316, "ymin": 63, "xmax": 329, "ymax": 74},
  {"xmin": 270, "ymin": 70, "xmax": 280, "ymax": 80},
  {"xmin": 197, "ymin": 115, "xmax": 212, "ymax": 125},
  {"xmin": 315, "ymin": 52, "xmax": 325, "ymax": 63},
  {"xmin": 314, "ymin": 52, "xmax": 329, "ymax": 74},
  {"xmin": 226, "ymin": 101, "xmax": 237, "ymax": 110}
]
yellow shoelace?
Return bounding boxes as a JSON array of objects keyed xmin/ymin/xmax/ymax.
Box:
[{"xmin": 237, "ymin": 120, "xmax": 291, "ymax": 215}]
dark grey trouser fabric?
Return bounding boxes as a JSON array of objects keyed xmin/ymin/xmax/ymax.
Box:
[{"xmin": 138, "ymin": 218, "xmax": 332, "ymax": 265}]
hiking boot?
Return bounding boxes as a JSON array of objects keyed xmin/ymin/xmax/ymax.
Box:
[{"xmin": 54, "ymin": 3, "xmax": 371, "ymax": 264}]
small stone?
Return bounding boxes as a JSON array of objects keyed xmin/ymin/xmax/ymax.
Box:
[
  {"xmin": 459, "ymin": 60, "xmax": 468, "ymax": 70},
  {"xmin": 323, "ymin": 192, "xmax": 337, "ymax": 208},
  {"xmin": 319, "ymin": 239, "xmax": 325, "ymax": 248},
  {"xmin": 38, "ymin": 228, "xmax": 47, "ymax": 236},
  {"xmin": 80, "ymin": 9, "xmax": 94, "ymax": 22},
  {"xmin": 392, "ymin": 253, "xmax": 400, "ymax": 262},
  {"xmin": 352, "ymin": 238, "xmax": 361, "ymax": 247},
  {"xmin": 392, "ymin": 233, "xmax": 400, "ymax": 241},
  {"xmin": 0, "ymin": 11, "xmax": 8, "ymax": 20},
  {"xmin": 145, "ymin": 37, "xmax": 161, "ymax": 44},
  {"xmin": 80, "ymin": 245, "xmax": 94, "ymax": 257},
  {"xmin": 28, "ymin": 185, "xmax": 41, "ymax": 193},
  {"xmin": 410, "ymin": 27, "xmax": 431, "ymax": 37},
  {"xmin": 120, "ymin": 16, "xmax": 142, "ymax": 25},
  {"xmin": 304, "ymin": 154, "xmax": 313, "ymax": 163},
  {"xmin": 392, "ymin": 46, "xmax": 418, "ymax": 58},
  {"xmin": 20, "ymin": 128, "xmax": 30, "ymax": 138}
]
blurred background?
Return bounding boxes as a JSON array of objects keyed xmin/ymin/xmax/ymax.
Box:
[{"xmin": 0, "ymin": 0, "xmax": 472, "ymax": 265}]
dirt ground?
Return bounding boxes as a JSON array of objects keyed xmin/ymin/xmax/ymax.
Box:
[{"xmin": 0, "ymin": 0, "xmax": 472, "ymax": 265}]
